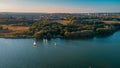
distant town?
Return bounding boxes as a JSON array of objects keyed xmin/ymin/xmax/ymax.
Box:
[{"xmin": 0, "ymin": 12, "xmax": 120, "ymax": 21}]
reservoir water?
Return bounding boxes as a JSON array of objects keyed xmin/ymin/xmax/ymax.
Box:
[{"xmin": 0, "ymin": 31, "xmax": 120, "ymax": 68}]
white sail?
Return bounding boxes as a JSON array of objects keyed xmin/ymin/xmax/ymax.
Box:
[{"xmin": 33, "ymin": 41, "xmax": 36, "ymax": 46}]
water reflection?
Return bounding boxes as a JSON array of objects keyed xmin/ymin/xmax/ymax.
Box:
[{"xmin": 33, "ymin": 45, "xmax": 37, "ymax": 48}]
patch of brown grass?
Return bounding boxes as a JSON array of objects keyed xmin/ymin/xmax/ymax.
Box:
[
  {"xmin": 1, "ymin": 25, "xmax": 29, "ymax": 32},
  {"xmin": 57, "ymin": 20, "xmax": 70, "ymax": 25},
  {"xmin": 103, "ymin": 21, "xmax": 120, "ymax": 24}
]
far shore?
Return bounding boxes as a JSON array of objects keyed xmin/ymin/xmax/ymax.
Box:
[{"xmin": 0, "ymin": 36, "xmax": 34, "ymax": 39}]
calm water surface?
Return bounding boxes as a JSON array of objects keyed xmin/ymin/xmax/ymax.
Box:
[{"xmin": 0, "ymin": 31, "xmax": 120, "ymax": 68}]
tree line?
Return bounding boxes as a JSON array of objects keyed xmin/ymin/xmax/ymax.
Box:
[{"xmin": 29, "ymin": 19, "xmax": 120, "ymax": 39}]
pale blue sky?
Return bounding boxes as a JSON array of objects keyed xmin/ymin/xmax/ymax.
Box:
[{"xmin": 0, "ymin": 0, "xmax": 119, "ymax": 13}]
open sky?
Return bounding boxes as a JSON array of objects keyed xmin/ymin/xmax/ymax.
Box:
[{"xmin": 0, "ymin": 0, "xmax": 120, "ymax": 13}]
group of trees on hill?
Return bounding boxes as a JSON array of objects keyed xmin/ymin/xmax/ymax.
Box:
[{"xmin": 30, "ymin": 19, "xmax": 120, "ymax": 39}]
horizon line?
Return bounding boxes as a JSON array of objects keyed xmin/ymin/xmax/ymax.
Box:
[{"xmin": 0, "ymin": 12, "xmax": 120, "ymax": 14}]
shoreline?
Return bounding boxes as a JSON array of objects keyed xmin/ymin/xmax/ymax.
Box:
[
  {"xmin": 0, "ymin": 31, "xmax": 117, "ymax": 39},
  {"xmin": 0, "ymin": 36, "xmax": 34, "ymax": 39}
]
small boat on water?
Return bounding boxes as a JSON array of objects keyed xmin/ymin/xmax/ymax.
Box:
[
  {"xmin": 43, "ymin": 39, "xmax": 48, "ymax": 42},
  {"xmin": 33, "ymin": 41, "xmax": 36, "ymax": 46},
  {"xmin": 54, "ymin": 42, "xmax": 56, "ymax": 46}
]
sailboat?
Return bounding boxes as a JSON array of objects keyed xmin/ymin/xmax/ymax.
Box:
[
  {"xmin": 33, "ymin": 41, "xmax": 36, "ymax": 46},
  {"xmin": 54, "ymin": 42, "xmax": 56, "ymax": 46}
]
